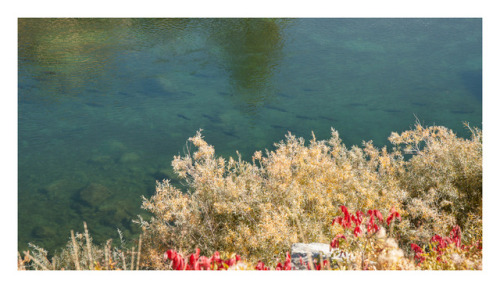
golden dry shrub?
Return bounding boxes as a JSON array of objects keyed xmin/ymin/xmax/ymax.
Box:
[
  {"xmin": 389, "ymin": 123, "xmax": 482, "ymax": 245},
  {"xmin": 139, "ymin": 123, "xmax": 481, "ymax": 268},
  {"xmin": 140, "ymin": 129, "xmax": 410, "ymax": 267}
]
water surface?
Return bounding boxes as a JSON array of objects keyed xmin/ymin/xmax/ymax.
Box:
[{"xmin": 18, "ymin": 18, "xmax": 482, "ymax": 252}]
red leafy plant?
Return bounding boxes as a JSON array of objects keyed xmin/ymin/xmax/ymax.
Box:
[
  {"xmin": 410, "ymin": 225, "xmax": 482, "ymax": 269},
  {"xmin": 164, "ymin": 249, "xmax": 293, "ymax": 270},
  {"xmin": 329, "ymin": 205, "xmax": 410, "ymax": 270},
  {"xmin": 331, "ymin": 205, "xmax": 400, "ymax": 243},
  {"xmin": 272, "ymin": 252, "xmax": 292, "ymax": 271},
  {"xmin": 164, "ymin": 249, "xmax": 242, "ymax": 270},
  {"xmin": 329, "ymin": 205, "xmax": 481, "ymax": 270}
]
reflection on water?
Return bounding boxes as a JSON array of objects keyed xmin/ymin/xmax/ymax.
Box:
[
  {"xmin": 18, "ymin": 18, "xmax": 482, "ymax": 253},
  {"xmin": 208, "ymin": 19, "xmax": 288, "ymax": 115},
  {"xmin": 19, "ymin": 19, "xmax": 121, "ymax": 102}
]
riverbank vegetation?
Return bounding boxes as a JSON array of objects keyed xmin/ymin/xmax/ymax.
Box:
[{"xmin": 18, "ymin": 122, "xmax": 482, "ymax": 270}]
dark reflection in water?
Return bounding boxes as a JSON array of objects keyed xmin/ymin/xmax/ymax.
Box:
[
  {"xmin": 207, "ymin": 19, "xmax": 289, "ymax": 115},
  {"xmin": 18, "ymin": 18, "xmax": 482, "ymax": 253},
  {"xmin": 460, "ymin": 70, "xmax": 482, "ymax": 102}
]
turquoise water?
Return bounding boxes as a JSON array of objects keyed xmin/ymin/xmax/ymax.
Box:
[{"xmin": 18, "ymin": 18, "xmax": 482, "ymax": 253}]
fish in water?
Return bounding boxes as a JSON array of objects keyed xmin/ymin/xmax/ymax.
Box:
[
  {"xmin": 177, "ymin": 114, "xmax": 190, "ymax": 120},
  {"xmin": 271, "ymin": 124, "xmax": 286, "ymax": 130},
  {"xmin": 382, "ymin": 109, "xmax": 402, "ymax": 113},
  {"xmin": 271, "ymin": 124, "xmax": 297, "ymax": 134},
  {"xmin": 202, "ymin": 114, "xmax": 221, "ymax": 123},
  {"xmin": 411, "ymin": 102, "xmax": 426, "ymax": 107},
  {"xmin": 302, "ymin": 88, "xmax": 317, "ymax": 92},
  {"xmin": 277, "ymin": 92, "xmax": 293, "ymax": 99},
  {"xmin": 318, "ymin": 115, "xmax": 337, "ymax": 122},
  {"xmin": 296, "ymin": 115, "xmax": 315, "ymax": 120},
  {"xmin": 264, "ymin": 105, "xmax": 287, "ymax": 113},
  {"xmin": 118, "ymin": 91, "xmax": 131, "ymax": 96},
  {"xmin": 222, "ymin": 130, "xmax": 239, "ymax": 138}
]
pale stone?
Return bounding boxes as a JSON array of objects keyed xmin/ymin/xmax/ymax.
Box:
[{"xmin": 290, "ymin": 243, "xmax": 350, "ymax": 270}]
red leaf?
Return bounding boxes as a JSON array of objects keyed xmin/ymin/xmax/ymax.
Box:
[
  {"xmin": 386, "ymin": 214, "xmax": 394, "ymax": 226},
  {"xmin": 166, "ymin": 249, "xmax": 177, "ymax": 261},
  {"xmin": 387, "ymin": 207, "xmax": 401, "ymax": 226},
  {"xmin": 224, "ymin": 258, "xmax": 236, "ymax": 268},
  {"xmin": 411, "ymin": 243, "xmax": 423, "ymax": 254},
  {"xmin": 340, "ymin": 205, "xmax": 349, "ymax": 216},
  {"xmin": 354, "ymin": 226, "xmax": 362, "ymax": 237},
  {"xmin": 330, "ymin": 234, "xmax": 346, "ymax": 249},
  {"xmin": 449, "ymin": 225, "xmax": 462, "ymax": 248},
  {"xmin": 340, "ymin": 206, "xmax": 352, "ymax": 228},
  {"xmin": 374, "ymin": 210, "xmax": 384, "ymax": 223},
  {"xmin": 323, "ymin": 259, "xmax": 329, "ymax": 270},
  {"xmin": 255, "ymin": 261, "xmax": 269, "ymax": 270},
  {"xmin": 284, "ymin": 252, "xmax": 292, "ymax": 270},
  {"xmin": 199, "ymin": 256, "xmax": 211, "ymax": 270}
]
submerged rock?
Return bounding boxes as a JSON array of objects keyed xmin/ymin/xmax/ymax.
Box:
[
  {"xmin": 43, "ymin": 177, "xmax": 87, "ymax": 199},
  {"xmin": 119, "ymin": 152, "xmax": 141, "ymax": 163},
  {"xmin": 79, "ymin": 183, "xmax": 112, "ymax": 207}
]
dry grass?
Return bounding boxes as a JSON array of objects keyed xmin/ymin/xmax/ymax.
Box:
[{"xmin": 18, "ymin": 222, "xmax": 143, "ymax": 270}]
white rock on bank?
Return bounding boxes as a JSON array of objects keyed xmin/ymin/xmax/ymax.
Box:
[{"xmin": 290, "ymin": 243, "xmax": 351, "ymax": 270}]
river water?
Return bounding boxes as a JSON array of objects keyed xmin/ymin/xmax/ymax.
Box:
[{"xmin": 18, "ymin": 18, "xmax": 482, "ymax": 252}]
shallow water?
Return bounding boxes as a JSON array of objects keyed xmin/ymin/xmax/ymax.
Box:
[{"xmin": 18, "ymin": 18, "xmax": 482, "ymax": 252}]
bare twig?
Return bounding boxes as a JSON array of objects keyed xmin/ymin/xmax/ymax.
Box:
[
  {"xmin": 17, "ymin": 252, "xmax": 26, "ymax": 270},
  {"xmin": 136, "ymin": 234, "xmax": 142, "ymax": 270},
  {"xmin": 130, "ymin": 247, "xmax": 135, "ymax": 270},
  {"xmin": 361, "ymin": 231, "xmax": 377, "ymax": 270},
  {"xmin": 121, "ymin": 251, "xmax": 127, "ymax": 270},
  {"xmin": 104, "ymin": 239, "xmax": 111, "ymax": 270},
  {"xmin": 23, "ymin": 251, "xmax": 50, "ymax": 270},
  {"xmin": 83, "ymin": 222, "xmax": 94, "ymax": 270},
  {"xmin": 71, "ymin": 230, "xmax": 81, "ymax": 270}
]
